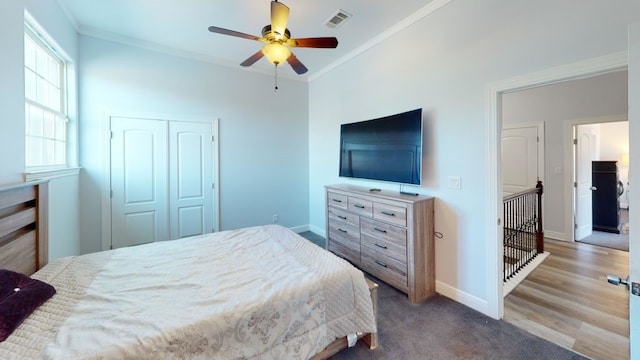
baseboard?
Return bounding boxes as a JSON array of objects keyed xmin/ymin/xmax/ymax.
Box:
[
  {"xmin": 435, "ymin": 280, "xmax": 489, "ymax": 316},
  {"xmin": 291, "ymin": 224, "xmax": 327, "ymax": 239},
  {"xmin": 290, "ymin": 224, "xmax": 310, "ymax": 233},
  {"xmin": 308, "ymin": 224, "xmax": 326, "ymax": 238},
  {"xmin": 544, "ymin": 230, "xmax": 566, "ymax": 241}
]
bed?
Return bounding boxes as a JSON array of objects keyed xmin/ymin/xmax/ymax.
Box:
[{"xmin": 0, "ymin": 181, "xmax": 378, "ymax": 359}]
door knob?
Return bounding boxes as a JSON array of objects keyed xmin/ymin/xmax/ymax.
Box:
[
  {"xmin": 609, "ymin": 275, "xmax": 640, "ymax": 296},
  {"xmin": 607, "ymin": 274, "xmax": 629, "ymax": 289},
  {"xmin": 590, "ymin": 186, "xmax": 597, "ymax": 191}
]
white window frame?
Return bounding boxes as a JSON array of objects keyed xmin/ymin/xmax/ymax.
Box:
[{"xmin": 23, "ymin": 21, "xmax": 75, "ymax": 176}]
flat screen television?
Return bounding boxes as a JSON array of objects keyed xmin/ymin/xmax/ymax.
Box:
[{"xmin": 339, "ymin": 108, "xmax": 422, "ymax": 185}]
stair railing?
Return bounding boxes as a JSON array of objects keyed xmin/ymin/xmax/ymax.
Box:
[{"xmin": 503, "ymin": 180, "xmax": 544, "ymax": 282}]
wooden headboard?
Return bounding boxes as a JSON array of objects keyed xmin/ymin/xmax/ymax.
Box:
[{"xmin": 0, "ymin": 181, "xmax": 49, "ymax": 275}]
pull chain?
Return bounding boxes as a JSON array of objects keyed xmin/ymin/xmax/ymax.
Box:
[{"xmin": 274, "ymin": 64, "xmax": 279, "ymax": 92}]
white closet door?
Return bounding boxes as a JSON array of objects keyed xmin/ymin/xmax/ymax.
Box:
[
  {"xmin": 169, "ymin": 121, "xmax": 213, "ymax": 239},
  {"xmin": 110, "ymin": 117, "xmax": 168, "ymax": 249},
  {"xmin": 502, "ymin": 126, "xmax": 539, "ymax": 196}
]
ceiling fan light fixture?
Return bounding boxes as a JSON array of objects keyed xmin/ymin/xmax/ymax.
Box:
[
  {"xmin": 208, "ymin": 0, "xmax": 338, "ymax": 76},
  {"xmin": 262, "ymin": 43, "xmax": 291, "ymax": 65}
]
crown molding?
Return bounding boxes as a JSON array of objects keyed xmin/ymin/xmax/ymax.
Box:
[
  {"xmin": 309, "ymin": 0, "xmax": 455, "ymax": 82},
  {"xmin": 54, "ymin": 0, "xmax": 80, "ymax": 32},
  {"xmin": 77, "ymin": 25, "xmax": 307, "ymax": 82},
  {"xmin": 54, "ymin": 0, "xmax": 454, "ymax": 84}
]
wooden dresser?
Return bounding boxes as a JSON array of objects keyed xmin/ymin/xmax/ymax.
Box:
[{"xmin": 325, "ymin": 184, "xmax": 435, "ymax": 303}]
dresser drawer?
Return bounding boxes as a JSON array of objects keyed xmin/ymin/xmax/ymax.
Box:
[
  {"xmin": 328, "ymin": 218, "xmax": 360, "ymax": 248},
  {"xmin": 361, "ymin": 247, "xmax": 408, "ymax": 291},
  {"xmin": 327, "ymin": 192, "xmax": 348, "ymax": 210},
  {"xmin": 328, "ymin": 240, "xmax": 361, "ymax": 265},
  {"xmin": 373, "ymin": 202, "xmax": 407, "ymax": 227},
  {"xmin": 361, "ymin": 218, "xmax": 407, "ymax": 246},
  {"xmin": 328, "ymin": 206, "xmax": 359, "ymax": 227},
  {"xmin": 361, "ymin": 223, "xmax": 407, "ymax": 263},
  {"xmin": 348, "ymin": 197, "xmax": 373, "ymax": 217}
]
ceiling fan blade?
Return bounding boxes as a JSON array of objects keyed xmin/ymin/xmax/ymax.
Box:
[
  {"xmin": 287, "ymin": 53, "xmax": 308, "ymax": 74},
  {"xmin": 271, "ymin": 1, "xmax": 290, "ymax": 37},
  {"xmin": 287, "ymin": 37, "xmax": 338, "ymax": 48},
  {"xmin": 208, "ymin": 26, "xmax": 261, "ymax": 41},
  {"xmin": 240, "ymin": 50, "xmax": 265, "ymax": 67}
]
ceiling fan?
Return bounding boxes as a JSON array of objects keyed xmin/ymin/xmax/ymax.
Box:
[{"xmin": 208, "ymin": 0, "xmax": 338, "ymax": 75}]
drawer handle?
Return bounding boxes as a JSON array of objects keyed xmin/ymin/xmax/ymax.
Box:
[
  {"xmin": 338, "ymin": 228, "xmax": 348, "ymax": 233},
  {"xmin": 374, "ymin": 227, "xmax": 387, "ymax": 233},
  {"xmin": 374, "ymin": 243, "xmax": 388, "ymax": 249},
  {"xmin": 353, "ymin": 204, "xmax": 365, "ymax": 209},
  {"xmin": 337, "ymin": 215, "xmax": 347, "ymax": 220},
  {"xmin": 374, "ymin": 260, "xmax": 388, "ymax": 268},
  {"xmin": 381, "ymin": 211, "xmax": 396, "ymax": 217},
  {"xmin": 332, "ymin": 199, "xmax": 343, "ymax": 203}
]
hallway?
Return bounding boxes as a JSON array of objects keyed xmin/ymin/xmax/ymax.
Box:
[{"xmin": 504, "ymin": 239, "xmax": 629, "ymax": 359}]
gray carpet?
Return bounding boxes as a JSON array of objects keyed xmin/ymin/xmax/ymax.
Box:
[
  {"xmin": 331, "ymin": 280, "xmax": 585, "ymax": 360},
  {"xmin": 299, "ymin": 231, "xmax": 585, "ymax": 360},
  {"xmin": 578, "ymin": 209, "xmax": 629, "ymax": 251}
]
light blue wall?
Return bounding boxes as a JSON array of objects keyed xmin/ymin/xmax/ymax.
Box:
[
  {"xmin": 308, "ymin": 0, "xmax": 640, "ymax": 313},
  {"xmin": 78, "ymin": 36, "xmax": 310, "ymax": 254},
  {"xmin": 0, "ymin": 2, "xmax": 26, "ymax": 184},
  {"xmin": 0, "ymin": 1, "xmax": 81, "ymax": 260}
]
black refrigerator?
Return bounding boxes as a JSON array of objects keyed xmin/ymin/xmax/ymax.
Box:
[{"xmin": 592, "ymin": 160, "xmax": 620, "ymax": 234}]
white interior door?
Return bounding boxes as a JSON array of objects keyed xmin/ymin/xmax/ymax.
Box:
[
  {"xmin": 169, "ymin": 121, "xmax": 213, "ymax": 239},
  {"xmin": 110, "ymin": 117, "xmax": 168, "ymax": 249},
  {"xmin": 501, "ymin": 126, "xmax": 539, "ymax": 196},
  {"xmin": 110, "ymin": 117, "xmax": 216, "ymax": 249},
  {"xmin": 575, "ymin": 125, "xmax": 596, "ymax": 240},
  {"xmin": 627, "ymin": 22, "xmax": 639, "ymax": 360}
]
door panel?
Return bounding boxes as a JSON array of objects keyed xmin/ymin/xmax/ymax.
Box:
[
  {"xmin": 111, "ymin": 117, "xmax": 168, "ymax": 248},
  {"xmin": 575, "ymin": 126, "xmax": 595, "ymax": 240},
  {"xmin": 502, "ymin": 126, "xmax": 538, "ymax": 196},
  {"xmin": 169, "ymin": 121, "xmax": 213, "ymax": 239},
  {"xmin": 178, "ymin": 206, "xmax": 204, "ymax": 238}
]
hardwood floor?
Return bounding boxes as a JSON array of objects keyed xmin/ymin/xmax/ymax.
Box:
[{"xmin": 504, "ymin": 239, "xmax": 630, "ymax": 360}]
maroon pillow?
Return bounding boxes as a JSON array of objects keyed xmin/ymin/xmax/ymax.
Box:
[{"xmin": 0, "ymin": 269, "xmax": 56, "ymax": 342}]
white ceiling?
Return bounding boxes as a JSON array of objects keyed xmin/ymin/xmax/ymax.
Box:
[{"xmin": 55, "ymin": 0, "xmax": 438, "ymax": 79}]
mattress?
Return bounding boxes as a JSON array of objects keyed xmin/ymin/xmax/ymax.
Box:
[{"xmin": 0, "ymin": 225, "xmax": 376, "ymax": 359}]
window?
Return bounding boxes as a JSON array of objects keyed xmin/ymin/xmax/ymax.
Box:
[{"xmin": 24, "ymin": 25, "xmax": 67, "ymax": 169}]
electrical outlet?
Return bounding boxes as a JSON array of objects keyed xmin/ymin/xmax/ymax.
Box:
[
  {"xmin": 272, "ymin": 214, "xmax": 279, "ymax": 223},
  {"xmin": 448, "ymin": 176, "xmax": 462, "ymax": 190}
]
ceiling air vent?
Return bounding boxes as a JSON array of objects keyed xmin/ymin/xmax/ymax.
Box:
[{"xmin": 325, "ymin": 10, "xmax": 352, "ymax": 29}]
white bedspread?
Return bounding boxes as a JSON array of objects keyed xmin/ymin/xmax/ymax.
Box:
[{"xmin": 0, "ymin": 225, "xmax": 376, "ymax": 359}]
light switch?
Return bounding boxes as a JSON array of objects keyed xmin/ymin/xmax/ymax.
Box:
[
  {"xmin": 554, "ymin": 167, "xmax": 561, "ymax": 175},
  {"xmin": 448, "ymin": 176, "xmax": 462, "ymax": 190}
]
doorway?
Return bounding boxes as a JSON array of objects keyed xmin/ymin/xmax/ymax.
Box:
[
  {"xmin": 571, "ymin": 119, "xmax": 630, "ymax": 252},
  {"xmin": 493, "ymin": 67, "xmax": 630, "ymax": 356}
]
